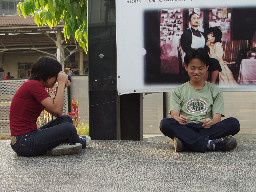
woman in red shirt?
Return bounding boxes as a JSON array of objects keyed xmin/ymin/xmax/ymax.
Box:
[{"xmin": 10, "ymin": 57, "xmax": 90, "ymax": 156}]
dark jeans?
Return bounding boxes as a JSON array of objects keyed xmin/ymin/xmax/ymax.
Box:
[
  {"xmin": 160, "ymin": 117, "xmax": 240, "ymax": 152},
  {"xmin": 11, "ymin": 115, "xmax": 84, "ymax": 157}
]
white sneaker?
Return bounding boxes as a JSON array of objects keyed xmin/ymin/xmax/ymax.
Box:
[
  {"xmin": 50, "ymin": 143, "xmax": 82, "ymax": 156},
  {"xmin": 80, "ymin": 135, "xmax": 91, "ymax": 147}
]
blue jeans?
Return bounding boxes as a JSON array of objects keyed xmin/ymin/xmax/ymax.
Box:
[
  {"xmin": 11, "ymin": 115, "xmax": 84, "ymax": 157},
  {"xmin": 160, "ymin": 117, "xmax": 240, "ymax": 152}
]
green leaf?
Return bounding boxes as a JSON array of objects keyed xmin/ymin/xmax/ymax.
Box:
[
  {"xmin": 48, "ymin": 0, "xmax": 53, "ymax": 10},
  {"xmin": 45, "ymin": 11, "xmax": 53, "ymax": 27},
  {"xmin": 17, "ymin": 3, "xmax": 21, "ymax": 16},
  {"xmin": 17, "ymin": 0, "xmax": 88, "ymax": 52},
  {"xmin": 55, "ymin": 11, "xmax": 61, "ymax": 22},
  {"xmin": 23, "ymin": 1, "xmax": 31, "ymax": 16},
  {"xmin": 53, "ymin": 0, "xmax": 56, "ymax": 8},
  {"xmin": 73, "ymin": 1, "xmax": 80, "ymax": 18},
  {"xmin": 30, "ymin": 0, "xmax": 36, "ymax": 11},
  {"xmin": 64, "ymin": 0, "xmax": 70, "ymax": 8},
  {"xmin": 35, "ymin": 0, "xmax": 40, "ymax": 10},
  {"xmin": 39, "ymin": 0, "xmax": 45, "ymax": 7},
  {"xmin": 64, "ymin": 25, "xmax": 71, "ymax": 39},
  {"xmin": 40, "ymin": 11, "xmax": 47, "ymax": 25},
  {"xmin": 34, "ymin": 13, "xmax": 40, "ymax": 25}
]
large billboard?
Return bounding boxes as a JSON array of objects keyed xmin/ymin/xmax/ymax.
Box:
[{"xmin": 116, "ymin": 0, "xmax": 256, "ymax": 95}]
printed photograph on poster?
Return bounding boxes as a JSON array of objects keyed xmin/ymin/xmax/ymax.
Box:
[{"xmin": 144, "ymin": 7, "xmax": 256, "ymax": 87}]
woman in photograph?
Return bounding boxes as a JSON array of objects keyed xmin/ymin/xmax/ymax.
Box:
[{"xmin": 206, "ymin": 27, "xmax": 238, "ymax": 86}]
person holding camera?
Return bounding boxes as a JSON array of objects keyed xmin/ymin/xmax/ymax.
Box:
[{"xmin": 9, "ymin": 57, "xmax": 90, "ymax": 157}]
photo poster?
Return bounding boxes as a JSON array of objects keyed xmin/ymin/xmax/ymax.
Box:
[{"xmin": 116, "ymin": 0, "xmax": 256, "ymax": 95}]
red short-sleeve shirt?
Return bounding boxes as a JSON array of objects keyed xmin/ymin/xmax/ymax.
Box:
[{"xmin": 9, "ymin": 80, "xmax": 50, "ymax": 136}]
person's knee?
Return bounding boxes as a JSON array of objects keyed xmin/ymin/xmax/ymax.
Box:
[
  {"xmin": 61, "ymin": 115, "xmax": 73, "ymax": 123},
  {"xmin": 232, "ymin": 117, "xmax": 240, "ymax": 133},
  {"xmin": 227, "ymin": 117, "xmax": 240, "ymax": 134},
  {"xmin": 160, "ymin": 118, "xmax": 176, "ymax": 133},
  {"xmin": 160, "ymin": 118, "xmax": 168, "ymax": 131},
  {"xmin": 62, "ymin": 122, "xmax": 77, "ymax": 134}
]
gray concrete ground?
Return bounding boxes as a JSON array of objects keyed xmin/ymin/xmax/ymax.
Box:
[{"xmin": 1, "ymin": 135, "xmax": 256, "ymax": 192}]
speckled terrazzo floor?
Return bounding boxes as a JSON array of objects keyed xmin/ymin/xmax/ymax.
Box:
[{"xmin": 0, "ymin": 139, "xmax": 255, "ymax": 192}]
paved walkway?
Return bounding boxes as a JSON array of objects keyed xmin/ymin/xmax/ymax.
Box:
[{"xmin": 1, "ymin": 136, "xmax": 256, "ymax": 192}]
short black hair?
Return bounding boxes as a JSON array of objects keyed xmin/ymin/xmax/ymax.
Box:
[
  {"xmin": 207, "ymin": 27, "xmax": 222, "ymax": 43},
  {"xmin": 29, "ymin": 57, "xmax": 62, "ymax": 82},
  {"xmin": 184, "ymin": 48, "xmax": 210, "ymax": 66},
  {"xmin": 188, "ymin": 12, "xmax": 199, "ymax": 21}
]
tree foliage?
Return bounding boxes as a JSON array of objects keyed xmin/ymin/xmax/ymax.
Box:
[{"xmin": 17, "ymin": 0, "xmax": 88, "ymax": 53}]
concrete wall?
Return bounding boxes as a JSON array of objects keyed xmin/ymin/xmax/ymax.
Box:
[
  {"xmin": 1, "ymin": 53, "xmax": 40, "ymax": 79},
  {"xmin": 223, "ymin": 92, "xmax": 256, "ymax": 135},
  {"xmin": 143, "ymin": 93, "xmax": 163, "ymax": 135}
]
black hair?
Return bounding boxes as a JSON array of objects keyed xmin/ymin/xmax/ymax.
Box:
[
  {"xmin": 207, "ymin": 27, "xmax": 222, "ymax": 43},
  {"xmin": 29, "ymin": 57, "xmax": 62, "ymax": 82},
  {"xmin": 184, "ymin": 48, "xmax": 210, "ymax": 66},
  {"xmin": 188, "ymin": 12, "xmax": 199, "ymax": 21}
]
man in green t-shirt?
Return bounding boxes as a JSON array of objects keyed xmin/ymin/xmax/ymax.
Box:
[{"xmin": 160, "ymin": 48, "xmax": 240, "ymax": 152}]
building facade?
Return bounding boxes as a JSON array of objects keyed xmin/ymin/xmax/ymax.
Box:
[{"xmin": 0, "ymin": 0, "xmax": 88, "ymax": 79}]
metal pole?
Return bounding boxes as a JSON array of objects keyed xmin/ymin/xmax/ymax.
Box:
[{"xmin": 163, "ymin": 92, "xmax": 167, "ymax": 118}]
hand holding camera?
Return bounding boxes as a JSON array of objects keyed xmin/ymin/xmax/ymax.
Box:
[{"xmin": 57, "ymin": 71, "xmax": 71, "ymax": 87}]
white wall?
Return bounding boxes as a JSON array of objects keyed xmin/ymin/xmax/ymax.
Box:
[
  {"xmin": 2, "ymin": 53, "xmax": 40, "ymax": 79},
  {"xmin": 2, "ymin": 52, "xmax": 88, "ymax": 79}
]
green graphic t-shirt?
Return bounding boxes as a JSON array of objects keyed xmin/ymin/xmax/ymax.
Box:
[{"xmin": 170, "ymin": 81, "xmax": 224, "ymax": 123}]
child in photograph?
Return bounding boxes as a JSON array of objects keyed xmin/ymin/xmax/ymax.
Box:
[
  {"xmin": 9, "ymin": 57, "xmax": 91, "ymax": 157},
  {"xmin": 160, "ymin": 48, "xmax": 240, "ymax": 152},
  {"xmin": 206, "ymin": 27, "xmax": 238, "ymax": 86}
]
